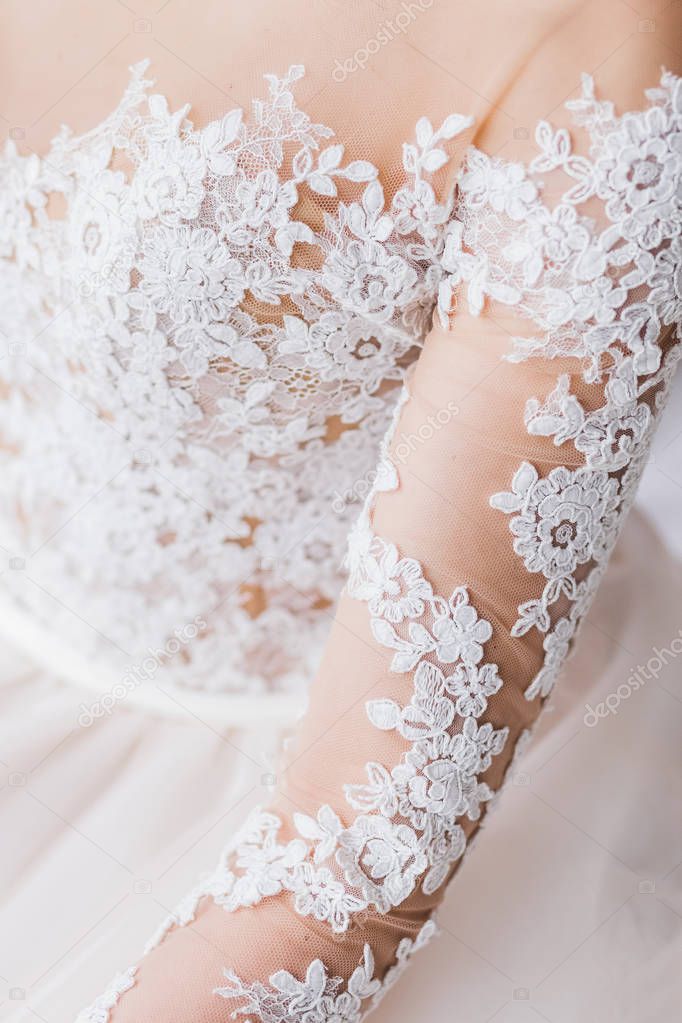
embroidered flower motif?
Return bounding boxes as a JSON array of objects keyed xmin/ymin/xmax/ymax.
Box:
[
  {"xmin": 69, "ymin": 169, "xmax": 133, "ymax": 275},
  {"xmin": 596, "ymin": 102, "xmax": 680, "ymax": 248},
  {"xmin": 391, "ymin": 179, "xmax": 447, "ymax": 239},
  {"xmin": 138, "ymin": 225, "xmax": 246, "ymax": 324},
  {"xmin": 576, "ymin": 278, "xmax": 631, "ymax": 336},
  {"xmin": 574, "ymin": 401, "xmax": 651, "ymax": 471},
  {"xmin": 322, "ymin": 240, "xmax": 418, "ymax": 323},
  {"xmin": 221, "ymin": 168, "xmax": 299, "ymax": 241},
  {"xmin": 431, "ymin": 588, "xmax": 493, "ymax": 665},
  {"xmin": 360, "ymin": 542, "xmax": 433, "ymax": 624},
  {"xmin": 444, "ymin": 661, "xmax": 502, "ymax": 717},
  {"xmin": 395, "ymin": 727, "xmax": 495, "ymax": 823},
  {"xmin": 336, "ymin": 816, "xmax": 427, "ymax": 912},
  {"xmin": 133, "ymin": 137, "xmax": 206, "ymax": 222},
  {"xmin": 281, "ymin": 311, "xmax": 402, "ymax": 394},
  {"xmin": 503, "ymin": 202, "xmax": 592, "ymax": 287},
  {"xmin": 491, "ymin": 462, "xmax": 620, "ymax": 580},
  {"xmin": 288, "ymin": 863, "xmax": 366, "ymax": 934}
]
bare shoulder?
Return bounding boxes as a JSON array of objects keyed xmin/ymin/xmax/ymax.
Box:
[{"xmin": 473, "ymin": 0, "xmax": 682, "ymax": 158}]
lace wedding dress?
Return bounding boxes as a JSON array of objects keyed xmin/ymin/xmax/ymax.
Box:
[{"xmin": 1, "ymin": 4, "xmax": 681, "ymax": 1021}]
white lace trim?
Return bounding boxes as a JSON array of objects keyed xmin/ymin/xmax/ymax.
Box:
[
  {"xmin": 75, "ymin": 967, "xmax": 137, "ymax": 1023},
  {"xmin": 214, "ymin": 920, "xmax": 436, "ymax": 1022}
]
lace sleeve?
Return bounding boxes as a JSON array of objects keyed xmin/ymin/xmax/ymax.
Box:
[{"xmin": 78, "ymin": 69, "xmax": 681, "ymax": 1023}]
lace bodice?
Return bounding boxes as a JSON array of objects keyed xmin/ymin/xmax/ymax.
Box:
[{"xmin": 0, "ymin": 62, "xmax": 473, "ymax": 708}]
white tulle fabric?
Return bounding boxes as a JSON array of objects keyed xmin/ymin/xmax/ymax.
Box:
[{"xmin": 66, "ymin": 67, "xmax": 682, "ymax": 1023}]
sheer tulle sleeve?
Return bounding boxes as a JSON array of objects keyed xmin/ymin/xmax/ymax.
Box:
[{"xmin": 78, "ymin": 65, "xmax": 682, "ymax": 1023}]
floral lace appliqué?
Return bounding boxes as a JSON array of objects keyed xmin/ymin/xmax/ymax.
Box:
[{"xmin": 0, "ymin": 62, "xmax": 472, "ymax": 705}]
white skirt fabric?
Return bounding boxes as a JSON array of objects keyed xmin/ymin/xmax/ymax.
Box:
[{"xmin": 2, "ymin": 506, "xmax": 681, "ymax": 1023}]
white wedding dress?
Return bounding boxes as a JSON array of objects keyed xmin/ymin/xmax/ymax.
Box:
[{"xmin": 0, "ymin": 7, "xmax": 681, "ymax": 1021}]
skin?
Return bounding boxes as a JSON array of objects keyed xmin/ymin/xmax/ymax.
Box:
[{"xmin": 0, "ymin": 0, "xmax": 679, "ymax": 168}]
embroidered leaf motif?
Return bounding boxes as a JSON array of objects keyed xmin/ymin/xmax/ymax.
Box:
[{"xmin": 366, "ymin": 698, "xmax": 401, "ymax": 731}]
